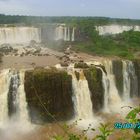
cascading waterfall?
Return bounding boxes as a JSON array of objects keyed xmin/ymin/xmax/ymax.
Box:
[
  {"xmin": 8, "ymin": 71, "xmax": 20, "ymax": 118},
  {"xmin": 122, "ymin": 61, "xmax": 138, "ymax": 99},
  {"xmin": 67, "ymin": 27, "xmax": 70, "ymax": 41},
  {"xmin": 97, "ymin": 67, "xmax": 110, "ymax": 112},
  {"xmin": 102, "ymin": 60, "xmax": 122, "ymax": 112},
  {"xmin": 55, "ymin": 25, "xmax": 75, "ymax": 41},
  {"xmin": 0, "ymin": 69, "xmax": 29, "ymax": 125},
  {"xmin": 8, "ymin": 70, "xmax": 29, "ymax": 123},
  {"xmin": 0, "ymin": 70, "xmax": 11, "ymax": 124},
  {"xmin": 71, "ymin": 28, "xmax": 75, "ymax": 42},
  {"xmin": 70, "ymin": 70, "xmax": 93, "ymax": 120},
  {"xmin": 99, "ymin": 60, "xmax": 139, "ymax": 115},
  {"xmin": 18, "ymin": 71, "xmax": 30, "ymax": 123},
  {"xmin": 64, "ymin": 27, "xmax": 67, "ymax": 41},
  {"xmin": 0, "ymin": 27, "xmax": 41, "ymax": 44},
  {"xmin": 0, "ymin": 60, "xmax": 139, "ymax": 126},
  {"xmin": 122, "ymin": 61, "xmax": 131, "ymax": 100}
]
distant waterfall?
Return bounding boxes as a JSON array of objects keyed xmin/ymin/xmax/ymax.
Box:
[
  {"xmin": 71, "ymin": 28, "xmax": 75, "ymax": 42},
  {"xmin": 55, "ymin": 25, "xmax": 75, "ymax": 42},
  {"xmin": 0, "ymin": 70, "xmax": 11, "ymax": 124},
  {"xmin": 0, "ymin": 27, "xmax": 41, "ymax": 45},
  {"xmin": 71, "ymin": 70, "xmax": 93, "ymax": 119},
  {"xmin": 64, "ymin": 27, "xmax": 70, "ymax": 41},
  {"xmin": 102, "ymin": 60, "xmax": 122, "ymax": 112},
  {"xmin": 64, "ymin": 27, "xmax": 67, "ymax": 41},
  {"xmin": 67, "ymin": 27, "xmax": 70, "ymax": 41},
  {"xmin": 122, "ymin": 61, "xmax": 138, "ymax": 99},
  {"xmin": 96, "ymin": 25, "xmax": 140, "ymax": 35}
]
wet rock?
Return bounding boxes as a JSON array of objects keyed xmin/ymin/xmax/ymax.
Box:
[
  {"xmin": 60, "ymin": 62, "xmax": 69, "ymax": 67},
  {"xmin": 24, "ymin": 68, "xmax": 74, "ymax": 123},
  {"xmin": 84, "ymin": 66, "xmax": 104, "ymax": 112},
  {"xmin": 0, "ymin": 44, "xmax": 13, "ymax": 54},
  {"xmin": 74, "ymin": 62, "xmax": 89, "ymax": 69},
  {"xmin": 112, "ymin": 60, "xmax": 123, "ymax": 97},
  {"xmin": 133, "ymin": 59, "xmax": 140, "ymax": 97}
]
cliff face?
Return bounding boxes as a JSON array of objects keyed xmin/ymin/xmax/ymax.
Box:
[
  {"xmin": 112, "ymin": 60, "xmax": 123, "ymax": 97},
  {"xmin": 83, "ymin": 66, "xmax": 104, "ymax": 112},
  {"xmin": 133, "ymin": 59, "xmax": 140, "ymax": 97},
  {"xmin": 24, "ymin": 68, "xmax": 74, "ymax": 123}
]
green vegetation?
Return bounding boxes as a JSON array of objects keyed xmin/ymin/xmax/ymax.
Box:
[
  {"xmin": 73, "ymin": 30, "xmax": 140, "ymax": 59},
  {"xmin": 94, "ymin": 123, "xmax": 114, "ymax": 140},
  {"xmin": 126, "ymin": 106, "xmax": 140, "ymax": 135},
  {"xmin": 0, "ymin": 14, "xmax": 140, "ymax": 59},
  {"xmin": 1, "ymin": 14, "xmax": 140, "ymax": 25}
]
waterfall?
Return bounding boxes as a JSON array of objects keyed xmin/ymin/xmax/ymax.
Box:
[
  {"xmin": 64, "ymin": 27, "xmax": 67, "ymax": 41},
  {"xmin": 0, "ymin": 70, "xmax": 11, "ymax": 124},
  {"xmin": 0, "ymin": 69, "xmax": 29, "ymax": 126},
  {"xmin": 71, "ymin": 70, "xmax": 93, "ymax": 120},
  {"xmin": 55, "ymin": 25, "xmax": 75, "ymax": 42},
  {"xmin": 97, "ymin": 67, "xmax": 110, "ymax": 112},
  {"xmin": 0, "ymin": 27, "xmax": 41, "ymax": 45},
  {"xmin": 100, "ymin": 59, "xmax": 139, "ymax": 115},
  {"xmin": 122, "ymin": 61, "xmax": 138, "ymax": 99},
  {"xmin": 7, "ymin": 70, "xmax": 29, "ymax": 123},
  {"xmin": 122, "ymin": 61, "xmax": 131, "ymax": 100},
  {"xmin": 8, "ymin": 71, "xmax": 20, "ymax": 118},
  {"xmin": 102, "ymin": 60, "xmax": 122, "ymax": 112},
  {"xmin": 67, "ymin": 27, "xmax": 70, "ymax": 41},
  {"xmin": 96, "ymin": 25, "xmax": 140, "ymax": 35},
  {"xmin": 18, "ymin": 71, "xmax": 30, "ymax": 123},
  {"xmin": 71, "ymin": 28, "xmax": 75, "ymax": 42}
]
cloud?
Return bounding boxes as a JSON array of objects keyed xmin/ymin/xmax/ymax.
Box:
[{"xmin": 0, "ymin": 0, "xmax": 139, "ymax": 19}]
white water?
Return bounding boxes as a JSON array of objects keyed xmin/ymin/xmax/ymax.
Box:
[
  {"xmin": 71, "ymin": 70, "xmax": 93, "ymax": 119},
  {"xmin": 0, "ymin": 27, "xmax": 41, "ymax": 45},
  {"xmin": 55, "ymin": 24, "xmax": 75, "ymax": 41},
  {"xmin": 102, "ymin": 60, "xmax": 122, "ymax": 112},
  {"xmin": 97, "ymin": 67, "xmax": 110, "ymax": 112},
  {"xmin": 64, "ymin": 27, "xmax": 67, "ymax": 41},
  {"xmin": 71, "ymin": 27, "xmax": 75, "ymax": 42},
  {"xmin": 96, "ymin": 25, "xmax": 140, "ymax": 35},
  {"xmin": 0, "ymin": 69, "xmax": 30, "ymax": 126},
  {"xmin": 122, "ymin": 61, "xmax": 138, "ymax": 100},
  {"xmin": 67, "ymin": 27, "xmax": 70, "ymax": 41},
  {"xmin": 0, "ymin": 69, "xmax": 11, "ymax": 124},
  {"xmin": 18, "ymin": 71, "xmax": 30, "ymax": 124},
  {"xmin": 122, "ymin": 61, "xmax": 131, "ymax": 100}
]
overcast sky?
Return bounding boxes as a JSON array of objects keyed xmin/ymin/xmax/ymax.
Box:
[{"xmin": 0, "ymin": 0, "xmax": 140, "ymax": 19}]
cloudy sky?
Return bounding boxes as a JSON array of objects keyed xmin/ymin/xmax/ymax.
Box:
[{"xmin": 0, "ymin": 0, "xmax": 140, "ymax": 19}]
